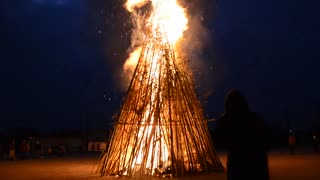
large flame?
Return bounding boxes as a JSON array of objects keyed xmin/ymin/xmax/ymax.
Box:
[
  {"xmin": 120, "ymin": 0, "xmax": 189, "ymax": 176},
  {"xmin": 98, "ymin": 0, "xmax": 225, "ymax": 176},
  {"xmin": 123, "ymin": 0, "xmax": 188, "ymax": 77},
  {"xmin": 146, "ymin": 0, "xmax": 188, "ymax": 44}
]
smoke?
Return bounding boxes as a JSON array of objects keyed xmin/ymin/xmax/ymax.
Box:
[
  {"xmin": 125, "ymin": 0, "xmax": 149, "ymax": 12},
  {"xmin": 117, "ymin": 0, "xmax": 218, "ymax": 96},
  {"xmin": 125, "ymin": 0, "xmax": 149, "ymax": 49},
  {"xmin": 119, "ymin": 1, "xmax": 151, "ymax": 91},
  {"xmin": 179, "ymin": 0, "xmax": 217, "ymax": 99}
]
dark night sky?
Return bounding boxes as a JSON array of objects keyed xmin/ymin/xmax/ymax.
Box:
[{"xmin": 0, "ymin": 0, "xmax": 315, "ymax": 131}]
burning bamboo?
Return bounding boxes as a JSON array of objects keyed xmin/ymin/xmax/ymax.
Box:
[{"xmin": 96, "ymin": 0, "xmax": 224, "ymax": 177}]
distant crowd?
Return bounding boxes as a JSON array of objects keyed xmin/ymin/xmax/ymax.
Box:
[{"xmin": 0, "ymin": 138, "xmax": 67, "ymax": 161}]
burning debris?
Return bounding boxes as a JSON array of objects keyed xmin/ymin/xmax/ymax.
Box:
[{"xmin": 96, "ymin": 0, "xmax": 224, "ymax": 177}]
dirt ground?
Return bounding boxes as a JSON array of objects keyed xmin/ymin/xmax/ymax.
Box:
[{"xmin": 0, "ymin": 148, "xmax": 320, "ymax": 180}]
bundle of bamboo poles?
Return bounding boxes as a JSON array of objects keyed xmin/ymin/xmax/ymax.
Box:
[{"xmin": 96, "ymin": 38, "xmax": 224, "ymax": 177}]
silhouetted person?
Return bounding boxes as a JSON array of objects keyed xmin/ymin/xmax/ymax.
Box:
[
  {"xmin": 0, "ymin": 143, "xmax": 3, "ymax": 160},
  {"xmin": 313, "ymin": 135, "xmax": 318, "ymax": 152},
  {"xmin": 288, "ymin": 132, "xmax": 296, "ymax": 154},
  {"xmin": 9, "ymin": 139, "xmax": 16, "ymax": 160},
  {"xmin": 19, "ymin": 140, "xmax": 28, "ymax": 160},
  {"xmin": 215, "ymin": 90, "xmax": 270, "ymax": 180}
]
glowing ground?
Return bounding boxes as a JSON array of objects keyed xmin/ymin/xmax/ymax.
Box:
[{"xmin": 0, "ymin": 148, "xmax": 320, "ymax": 180}]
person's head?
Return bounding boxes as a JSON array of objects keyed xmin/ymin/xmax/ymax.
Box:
[{"xmin": 224, "ymin": 89, "xmax": 250, "ymax": 114}]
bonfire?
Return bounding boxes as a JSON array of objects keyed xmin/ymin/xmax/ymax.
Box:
[{"xmin": 97, "ymin": 0, "xmax": 224, "ymax": 177}]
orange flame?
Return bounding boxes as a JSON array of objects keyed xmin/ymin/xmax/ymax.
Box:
[
  {"xmin": 120, "ymin": 0, "xmax": 189, "ymax": 175},
  {"xmin": 123, "ymin": 0, "xmax": 188, "ymax": 79}
]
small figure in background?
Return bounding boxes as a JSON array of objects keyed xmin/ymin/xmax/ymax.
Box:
[
  {"xmin": 19, "ymin": 140, "xmax": 28, "ymax": 160},
  {"xmin": 0, "ymin": 143, "xmax": 3, "ymax": 160},
  {"xmin": 288, "ymin": 130, "xmax": 296, "ymax": 155},
  {"xmin": 9, "ymin": 139, "xmax": 16, "ymax": 160},
  {"xmin": 312, "ymin": 133, "xmax": 319, "ymax": 152},
  {"xmin": 35, "ymin": 141, "xmax": 42, "ymax": 158}
]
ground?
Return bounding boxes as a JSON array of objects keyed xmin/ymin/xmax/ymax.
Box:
[{"xmin": 0, "ymin": 148, "xmax": 320, "ymax": 180}]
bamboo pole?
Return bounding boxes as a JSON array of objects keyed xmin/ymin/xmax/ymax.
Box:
[{"xmin": 96, "ymin": 36, "xmax": 224, "ymax": 177}]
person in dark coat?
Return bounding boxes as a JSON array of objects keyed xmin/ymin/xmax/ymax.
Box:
[
  {"xmin": 19, "ymin": 140, "xmax": 28, "ymax": 160},
  {"xmin": 214, "ymin": 89, "xmax": 270, "ymax": 180},
  {"xmin": 9, "ymin": 139, "xmax": 16, "ymax": 160},
  {"xmin": 312, "ymin": 132, "xmax": 318, "ymax": 152}
]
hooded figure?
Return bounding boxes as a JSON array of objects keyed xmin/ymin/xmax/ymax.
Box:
[{"xmin": 215, "ymin": 90, "xmax": 270, "ymax": 180}]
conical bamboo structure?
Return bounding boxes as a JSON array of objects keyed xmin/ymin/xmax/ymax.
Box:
[{"xmin": 97, "ymin": 32, "xmax": 224, "ymax": 177}]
